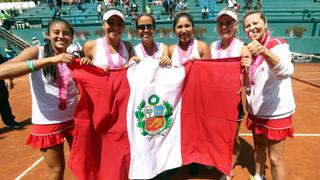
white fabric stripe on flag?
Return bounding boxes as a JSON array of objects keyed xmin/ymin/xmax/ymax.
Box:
[{"xmin": 126, "ymin": 59, "xmax": 185, "ymax": 179}]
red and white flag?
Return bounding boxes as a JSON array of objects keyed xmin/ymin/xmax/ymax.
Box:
[{"xmin": 68, "ymin": 58, "xmax": 242, "ymax": 180}]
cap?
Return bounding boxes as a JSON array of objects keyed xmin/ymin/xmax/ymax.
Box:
[
  {"xmin": 216, "ymin": 9, "xmax": 238, "ymax": 22},
  {"xmin": 103, "ymin": 9, "xmax": 125, "ymax": 22}
]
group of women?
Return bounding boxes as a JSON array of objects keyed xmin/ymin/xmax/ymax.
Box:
[{"xmin": 0, "ymin": 7, "xmax": 295, "ymax": 180}]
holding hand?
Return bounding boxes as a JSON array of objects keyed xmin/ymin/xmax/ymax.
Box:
[
  {"xmin": 159, "ymin": 56, "xmax": 172, "ymax": 65},
  {"xmin": 247, "ymin": 32, "xmax": 266, "ymax": 57},
  {"xmin": 79, "ymin": 57, "xmax": 92, "ymax": 65},
  {"xmin": 52, "ymin": 53, "xmax": 73, "ymax": 64},
  {"xmin": 4, "ymin": 79, "xmax": 14, "ymax": 89},
  {"xmin": 241, "ymin": 46, "xmax": 252, "ymax": 68},
  {"xmin": 129, "ymin": 56, "xmax": 140, "ymax": 63}
]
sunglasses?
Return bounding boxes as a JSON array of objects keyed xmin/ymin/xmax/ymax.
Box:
[{"xmin": 137, "ymin": 24, "xmax": 154, "ymax": 30}]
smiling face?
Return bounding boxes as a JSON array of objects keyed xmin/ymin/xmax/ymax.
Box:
[
  {"xmin": 103, "ymin": 15, "xmax": 125, "ymax": 41},
  {"xmin": 175, "ymin": 16, "xmax": 194, "ymax": 44},
  {"xmin": 137, "ymin": 15, "xmax": 155, "ymax": 43},
  {"xmin": 243, "ymin": 12, "xmax": 267, "ymax": 42},
  {"xmin": 48, "ymin": 21, "xmax": 73, "ymax": 53},
  {"xmin": 216, "ymin": 15, "xmax": 238, "ymax": 41}
]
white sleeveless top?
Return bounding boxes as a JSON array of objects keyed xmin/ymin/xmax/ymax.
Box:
[
  {"xmin": 134, "ymin": 41, "xmax": 163, "ymax": 61},
  {"xmin": 210, "ymin": 38, "xmax": 243, "ymax": 59},
  {"xmin": 171, "ymin": 39, "xmax": 201, "ymax": 66},
  {"xmin": 29, "ymin": 46, "xmax": 78, "ymax": 125},
  {"xmin": 92, "ymin": 37, "xmax": 129, "ymax": 68}
]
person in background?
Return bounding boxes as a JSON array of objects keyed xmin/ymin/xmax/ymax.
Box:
[
  {"xmin": 201, "ymin": 6, "xmax": 209, "ymax": 19},
  {"xmin": 146, "ymin": 4, "xmax": 153, "ymax": 14},
  {"xmin": 4, "ymin": 44, "xmax": 16, "ymax": 61},
  {"xmin": 97, "ymin": 3, "xmax": 104, "ymax": 22},
  {"xmin": 31, "ymin": 37, "xmax": 42, "ymax": 46},
  {"xmin": 0, "ymin": 52, "xmax": 20, "ymax": 128},
  {"xmin": 0, "ymin": 19, "xmax": 91, "ymax": 179},
  {"xmin": 210, "ymin": 9, "xmax": 251, "ymax": 180},
  {"xmin": 0, "ymin": 10, "xmax": 11, "ymax": 30},
  {"xmin": 134, "ymin": 13, "xmax": 171, "ymax": 65},
  {"xmin": 243, "ymin": 10, "xmax": 295, "ymax": 180}
]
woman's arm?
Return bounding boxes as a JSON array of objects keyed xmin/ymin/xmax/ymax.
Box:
[
  {"xmin": 0, "ymin": 46, "xmax": 73, "ymax": 79},
  {"xmin": 198, "ymin": 41, "xmax": 211, "ymax": 59},
  {"xmin": 159, "ymin": 43, "xmax": 171, "ymax": 65}
]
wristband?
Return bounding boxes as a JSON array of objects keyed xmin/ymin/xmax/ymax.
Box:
[{"xmin": 26, "ymin": 60, "xmax": 36, "ymax": 72}]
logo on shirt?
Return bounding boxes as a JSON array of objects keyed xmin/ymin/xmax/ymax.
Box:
[{"xmin": 135, "ymin": 94, "xmax": 173, "ymax": 140}]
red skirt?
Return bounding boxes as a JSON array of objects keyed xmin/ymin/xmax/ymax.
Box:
[
  {"xmin": 246, "ymin": 115, "xmax": 294, "ymax": 141},
  {"xmin": 27, "ymin": 120, "xmax": 75, "ymax": 149}
]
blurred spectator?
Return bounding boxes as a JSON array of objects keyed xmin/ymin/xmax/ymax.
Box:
[
  {"xmin": 201, "ymin": 6, "xmax": 209, "ymax": 19},
  {"xmin": 77, "ymin": 2, "xmax": 85, "ymax": 12},
  {"xmin": 244, "ymin": 0, "xmax": 253, "ymax": 10},
  {"xmin": 56, "ymin": 0, "xmax": 62, "ymax": 9},
  {"xmin": 256, "ymin": 0, "xmax": 262, "ymax": 10},
  {"xmin": 146, "ymin": 4, "xmax": 153, "ymax": 14},
  {"xmin": 4, "ymin": 44, "xmax": 16, "ymax": 60},
  {"xmin": 124, "ymin": 0, "xmax": 130, "ymax": 16},
  {"xmin": 162, "ymin": 0, "xmax": 169, "ymax": 14},
  {"xmin": 175, "ymin": 1, "xmax": 181, "ymax": 13},
  {"xmin": 97, "ymin": 3, "xmax": 103, "ymax": 22},
  {"xmin": 182, "ymin": 0, "xmax": 187, "ymax": 11},
  {"xmin": 131, "ymin": 2, "xmax": 138, "ymax": 14},
  {"xmin": 0, "ymin": 10, "xmax": 11, "ymax": 30},
  {"xmin": 33, "ymin": 0, "xmax": 40, "ymax": 6},
  {"xmin": 31, "ymin": 37, "xmax": 41, "ymax": 46},
  {"xmin": 131, "ymin": 12, "xmax": 137, "ymax": 26},
  {"xmin": 167, "ymin": 0, "xmax": 175, "ymax": 20},
  {"xmin": 0, "ymin": 53, "xmax": 20, "ymax": 128},
  {"xmin": 227, "ymin": 0, "xmax": 237, "ymax": 10}
]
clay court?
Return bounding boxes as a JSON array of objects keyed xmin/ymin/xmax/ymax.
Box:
[{"xmin": 0, "ymin": 63, "xmax": 319, "ymax": 180}]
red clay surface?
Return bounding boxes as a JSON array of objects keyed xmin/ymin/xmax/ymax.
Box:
[{"xmin": 1, "ymin": 63, "xmax": 319, "ymax": 180}]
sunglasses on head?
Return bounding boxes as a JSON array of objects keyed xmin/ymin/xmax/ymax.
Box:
[{"xmin": 137, "ymin": 24, "xmax": 154, "ymax": 30}]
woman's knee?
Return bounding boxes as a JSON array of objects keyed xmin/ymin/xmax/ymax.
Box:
[{"xmin": 269, "ymin": 152, "xmax": 284, "ymax": 167}]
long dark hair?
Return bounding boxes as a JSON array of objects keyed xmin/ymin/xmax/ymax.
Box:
[{"xmin": 43, "ymin": 19, "xmax": 74, "ymax": 82}]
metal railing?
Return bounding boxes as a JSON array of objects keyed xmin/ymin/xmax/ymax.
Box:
[{"xmin": 0, "ymin": 26, "xmax": 31, "ymax": 50}]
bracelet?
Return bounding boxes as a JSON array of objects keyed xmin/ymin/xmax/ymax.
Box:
[{"xmin": 26, "ymin": 60, "xmax": 37, "ymax": 72}]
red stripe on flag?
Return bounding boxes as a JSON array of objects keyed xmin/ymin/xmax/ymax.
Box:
[
  {"xmin": 181, "ymin": 59, "xmax": 242, "ymax": 175},
  {"xmin": 69, "ymin": 62, "xmax": 131, "ymax": 180}
]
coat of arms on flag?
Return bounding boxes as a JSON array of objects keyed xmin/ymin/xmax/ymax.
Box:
[{"xmin": 135, "ymin": 94, "xmax": 173, "ymax": 139}]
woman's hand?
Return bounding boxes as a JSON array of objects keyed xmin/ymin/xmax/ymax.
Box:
[
  {"xmin": 79, "ymin": 57, "xmax": 92, "ymax": 65},
  {"xmin": 159, "ymin": 56, "xmax": 172, "ymax": 65},
  {"xmin": 247, "ymin": 32, "xmax": 266, "ymax": 57},
  {"xmin": 129, "ymin": 56, "xmax": 140, "ymax": 63},
  {"xmin": 241, "ymin": 46, "xmax": 252, "ymax": 68},
  {"xmin": 52, "ymin": 53, "xmax": 73, "ymax": 64}
]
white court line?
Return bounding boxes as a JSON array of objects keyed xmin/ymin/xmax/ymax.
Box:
[
  {"xmin": 240, "ymin": 133, "xmax": 320, "ymax": 137},
  {"xmin": 15, "ymin": 157, "xmax": 44, "ymax": 180},
  {"xmin": 13, "ymin": 133, "xmax": 320, "ymax": 179}
]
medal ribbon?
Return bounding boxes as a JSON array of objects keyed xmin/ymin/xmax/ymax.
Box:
[
  {"xmin": 140, "ymin": 42, "xmax": 156, "ymax": 60},
  {"xmin": 57, "ymin": 63, "xmax": 70, "ymax": 110},
  {"xmin": 248, "ymin": 32, "xmax": 271, "ymax": 88},
  {"xmin": 178, "ymin": 38, "xmax": 194, "ymax": 64},
  {"xmin": 102, "ymin": 37, "xmax": 124, "ymax": 69},
  {"xmin": 216, "ymin": 38, "xmax": 236, "ymax": 58}
]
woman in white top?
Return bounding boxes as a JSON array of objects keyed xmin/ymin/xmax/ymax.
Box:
[
  {"xmin": 243, "ymin": 11, "xmax": 295, "ymax": 180},
  {"xmin": 169, "ymin": 12, "xmax": 211, "ymax": 66},
  {"xmin": 134, "ymin": 13, "xmax": 171, "ymax": 65},
  {"xmin": 0, "ymin": 19, "xmax": 91, "ymax": 179},
  {"xmin": 210, "ymin": 9, "xmax": 252, "ymax": 180},
  {"xmin": 83, "ymin": 9, "xmax": 138, "ymax": 71}
]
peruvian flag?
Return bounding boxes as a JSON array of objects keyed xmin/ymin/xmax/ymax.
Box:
[{"xmin": 68, "ymin": 58, "xmax": 242, "ymax": 180}]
